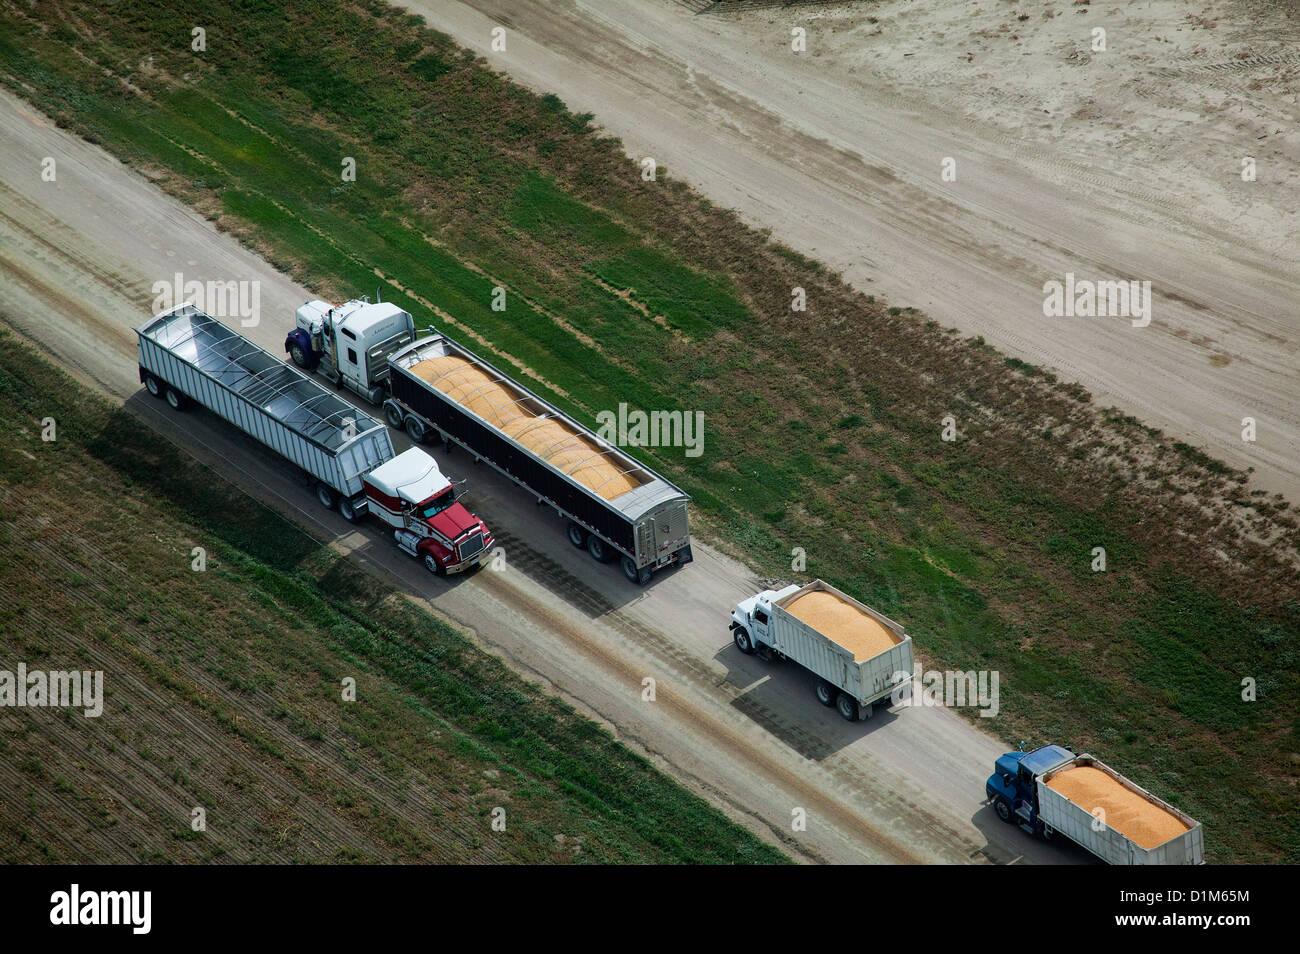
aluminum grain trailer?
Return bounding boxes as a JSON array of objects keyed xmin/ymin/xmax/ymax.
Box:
[
  {"xmin": 137, "ymin": 303, "xmax": 394, "ymax": 514},
  {"xmin": 384, "ymin": 331, "xmax": 691, "ymax": 584}
]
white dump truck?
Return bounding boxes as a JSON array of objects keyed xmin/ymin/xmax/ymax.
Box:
[{"xmin": 730, "ymin": 580, "xmax": 914, "ymax": 721}]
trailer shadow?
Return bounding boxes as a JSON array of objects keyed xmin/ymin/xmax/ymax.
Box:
[
  {"xmin": 114, "ymin": 393, "xmax": 658, "ymax": 615},
  {"xmin": 108, "ymin": 394, "xmax": 486, "ymax": 595},
  {"xmin": 714, "ymin": 642, "xmax": 903, "ymax": 761},
  {"xmin": 94, "ymin": 396, "xmax": 325, "ymax": 571}
]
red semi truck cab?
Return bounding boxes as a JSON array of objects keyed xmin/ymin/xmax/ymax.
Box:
[{"xmin": 362, "ymin": 447, "xmax": 493, "ymax": 575}]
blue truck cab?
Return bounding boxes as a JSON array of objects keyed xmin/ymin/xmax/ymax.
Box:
[{"xmin": 985, "ymin": 744, "xmax": 1075, "ymax": 837}]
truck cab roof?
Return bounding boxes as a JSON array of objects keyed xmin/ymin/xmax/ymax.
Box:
[
  {"xmin": 364, "ymin": 447, "xmax": 451, "ymax": 505},
  {"xmin": 297, "ymin": 299, "xmax": 413, "ymax": 342},
  {"xmin": 1018, "ymin": 745, "xmax": 1076, "ymax": 778},
  {"xmin": 735, "ymin": 584, "xmax": 801, "ymax": 617}
]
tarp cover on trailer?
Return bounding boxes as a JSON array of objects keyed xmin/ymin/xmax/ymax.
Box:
[
  {"xmin": 139, "ymin": 304, "xmax": 383, "ymax": 453},
  {"xmin": 408, "ymin": 354, "xmax": 647, "ymax": 501}
]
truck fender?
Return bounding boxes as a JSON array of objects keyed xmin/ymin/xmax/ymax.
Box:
[
  {"xmin": 285, "ymin": 328, "xmax": 319, "ymax": 369},
  {"xmin": 417, "ymin": 538, "xmax": 451, "ymax": 575},
  {"xmin": 417, "ymin": 537, "xmax": 452, "ymax": 562}
]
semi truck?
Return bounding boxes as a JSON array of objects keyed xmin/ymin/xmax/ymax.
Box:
[
  {"xmin": 284, "ymin": 296, "xmax": 415, "ymax": 405},
  {"xmin": 285, "ymin": 296, "xmax": 693, "ymax": 584},
  {"xmin": 730, "ymin": 580, "xmax": 914, "ymax": 721},
  {"xmin": 138, "ymin": 302, "xmax": 493, "ymax": 576},
  {"xmin": 985, "ymin": 745, "xmax": 1204, "ymax": 864}
]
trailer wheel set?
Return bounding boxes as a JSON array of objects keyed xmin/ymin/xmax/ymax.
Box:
[
  {"xmin": 144, "ymin": 372, "xmax": 190, "ymax": 412},
  {"xmin": 403, "ymin": 414, "xmax": 427, "ymax": 444},
  {"xmin": 815, "ymin": 678, "xmax": 865, "ymax": 720},
  {"xmin": 565, "ymin": 519, "xmax": 613, "ymax": 563}
]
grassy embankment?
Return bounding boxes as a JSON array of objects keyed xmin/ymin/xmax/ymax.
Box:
[
  {"xmin": 0, "ymin": 1, "xmax": 1295, "ymax": 860},
  {"xmin": 0, "ymin": 328, "xmax": 787, "ymax": 863}
]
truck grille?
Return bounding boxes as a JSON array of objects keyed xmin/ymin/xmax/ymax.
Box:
[{"xmin": 457, "ymin": 532, "xmax": 485, "ymax": 561}]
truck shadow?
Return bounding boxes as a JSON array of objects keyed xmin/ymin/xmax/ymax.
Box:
[
  {"xmin": 109, "ymin": 394, "xmax": 485, "ymax": 596},
  {"xmin": 113, "ymin": 394, "xmax": 667, "ymax": 613},
  {"xmin": 969, "ymin": 803, "xmax": 1103, "ymax": 865},
  {"xmin": 94, "ymin": 396, "xmax": 324, "ymax": 570},
  {"xmin": 714, "ymin": 642, "xmax": 902, "ymax": 761}
]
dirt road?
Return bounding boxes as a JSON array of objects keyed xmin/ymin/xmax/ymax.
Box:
[
  {"xmin": 407, "ymin": 0, "xmax": 1299, "ymax": 501},
  {"xmin": 0, "ymin": 88, "xmax": 1083, "ymax": 864}
]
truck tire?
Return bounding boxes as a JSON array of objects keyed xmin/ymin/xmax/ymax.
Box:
[
  {"xmin": 423, "ymin": 552, "xmax": 446, "ymax": 576},
  {"xmin": 288, "ymin": 342, "xmax": 312, "ymax": 369},
  {"xmin": 586, "ymin": 534, "xmax": 613, "ymax": 562},
  {"xmin": 993, "ymin": 797, "xmax": 1014, "ymax": 823},
  {"xmin": 814, "ymin": 679, "xmax": 837, "ymax": 707},
  {"xmin": 836, "ymin": 693, "xmax": 859, "ymax": 721},
  {"xmin": 385, "ymin": 403, "xmax": 405, "ymax": 429},
  {"xmin": 164, "ymin": 385, "xmax": 189, "ymax": 411},
  {"xmin": 733, "ymin": 627, "xmax": 755, "ymax": 655},
  {"xmin": 566, "ymin": 522, "xmax": 587, "ymax": 548},
  {"xmin": 621, "ymin": 556, "xmax": 645, "ymax": 584},
  {"xmin": 405, "ymin": 415, "xmax": 427, "ymax": 443},
  {"xmin": 144, "ymin": 373, "xmax": 164, "ymax": 398},
  {"xmin": 315, "ymin": 482, "xmax": 337, "ymax": 510},
  {"xmin": 339, "ymin": 496, "xmax": 359, "ymax": 522}
]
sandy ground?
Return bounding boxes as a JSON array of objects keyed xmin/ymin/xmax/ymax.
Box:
[
  {"xmin": 408, "ymin": 0, "xmax": 1299, "ymax": 501},
  {"xmin": 0, "ymin": 89, "xmax": 1087, "ymax": 864}
]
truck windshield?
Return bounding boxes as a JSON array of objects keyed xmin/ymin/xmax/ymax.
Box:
[{"xmin": 419, "ymin": 488, "xmax": 455, "ymax": 519}]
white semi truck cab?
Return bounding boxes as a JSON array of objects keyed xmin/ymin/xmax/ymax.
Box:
[
  {"xmin": 730, "ymin": 585, "xmax": 800, "ymax": 652},
  {"xmin": 285, "ymin": 297, "xmax": 416, "ymax": 404}
]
